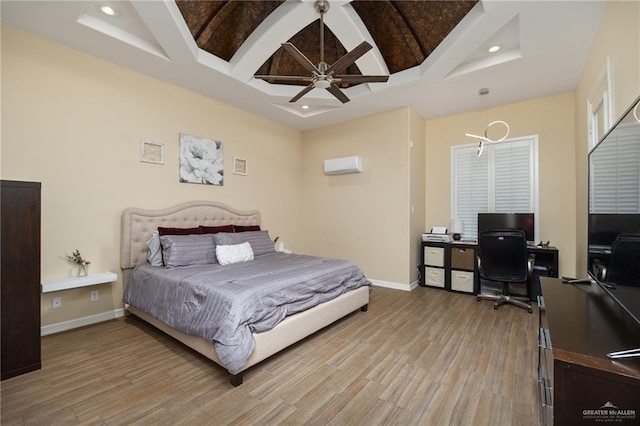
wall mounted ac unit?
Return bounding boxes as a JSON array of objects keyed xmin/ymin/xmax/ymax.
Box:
[{"xmin": 323, "ymin": 156, "xmax": 363, "ymax": 175}]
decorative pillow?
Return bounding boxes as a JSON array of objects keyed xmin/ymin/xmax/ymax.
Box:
[
  {"xmin": 200, "ymin": 224, "xmax": 235, "ymax": 234},
  {"xmin": 158, "ymin": 226, "xmax": 202, "ymax": 236},
  {"xmin": 216, "ymin": 242, "xmax": 254, "ymax": 266},
  {"xmin": 146, "ymin": 231, "xmax": 163, "ymax": 267},
  {"xmin": 234, "ymin": 225, "xmax": 261, "ymax": 232},
  {"xmin": 160, "ymin": 234, "xmax": 216, "ymax": 267},
  {"xmin": 213, "ymin": 232, "xmax": 242, "ymax": 247},
  {"xmin": 214, "ymin": 230, "xmax": 276, "ymax": 256}
]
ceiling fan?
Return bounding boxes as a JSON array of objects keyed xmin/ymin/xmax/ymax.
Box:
[{"xmin": 254, "ymin": 0, "xmax": 389, "ymax": 104}]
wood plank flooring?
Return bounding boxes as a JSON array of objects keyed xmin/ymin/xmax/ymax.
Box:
[{"xmin": 1, "ymin": 287, "xmax": 541, "ymax": 425}]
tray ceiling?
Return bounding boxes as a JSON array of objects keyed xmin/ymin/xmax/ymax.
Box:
[
  {"xmin": 1, "ymin": 1, "xmax": 608, "ymax": 130},
  {"xmin": 176, "ymin": 0, "xmax": 476, "ymax": 87}
]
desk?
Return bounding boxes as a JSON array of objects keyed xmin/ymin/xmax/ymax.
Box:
[
  {"xmin": 419, "ymin": 240, "xmax": 559, "ymax": 296},
  {"xmin": 527, "ymin": 245, "xmax": 560, "ymax": 299}
]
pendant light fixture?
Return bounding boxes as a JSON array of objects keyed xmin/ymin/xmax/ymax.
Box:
[{"xmin": 465, "ymin": 88, "xmax": 510, "ymax": 157}]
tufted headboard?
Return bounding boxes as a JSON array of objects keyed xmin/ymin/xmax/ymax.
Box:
[{"xmin": 120, "ymin": 200, "xmax": 261, "ymax": 271}]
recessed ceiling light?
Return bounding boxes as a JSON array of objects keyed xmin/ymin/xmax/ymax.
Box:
[
  {"xmin": 301, "ymin": 105, "xmax": 310, "ymax": 110},
  {"xmin": 100, "ymin": 4, "xmax": 119, "ymax": 17},
  {"xmin": 488, "ymin": 45, "xmax": 501, "ymax": 53}
]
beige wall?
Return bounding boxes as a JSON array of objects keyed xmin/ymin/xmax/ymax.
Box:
[
  {"xmin": 301, "ymin": 107, "xmax": 414, "ymax": 286},
  {"xmin": 1, "ymin": 27, "xmax": 304, "ymax": 327},
  {"xmin": 409, "ymin": 108, "xmax": 426, "ymax": 283},
  {"xmin": 424, "ymin": 93, "xmax": 577, "ymax": 278},
  {"xmin": 575, "ymin": 0, "xmax": 640, "ymax": 276}
]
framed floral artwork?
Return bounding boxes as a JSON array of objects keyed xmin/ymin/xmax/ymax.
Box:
[
  {"xmin": 233, "ymin": 157, "xmax": 248, "ymax": 175},
  {"xmin": 179, "ymin": 133, "xmax": 223, "ymax": 185}
]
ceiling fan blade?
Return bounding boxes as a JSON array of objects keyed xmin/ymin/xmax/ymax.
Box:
[
  {"xmin": 326, "ymin": 41, "xmax": 373, "ymax": 75},
  {"xmin": 282, "ymin": 43, "xmax": 319, "ymax": 75},
  {"xmin": 334, "ymin": 75, "xmax": 389, "ymax": 84},
  {"xmin": 255, "ymin": 75, "xmax": 313, "ymax": 83},
  {"xmin": 290, "ymin": 84, "xmax": 315, "ymax": 103},
  {"xmin": 326, "ymin": 84, "xmax": 350, "ymax": 104}
]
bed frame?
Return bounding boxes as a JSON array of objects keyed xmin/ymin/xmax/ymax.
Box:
[{"xmin": 120, "ymin": 201, "xmax": 369, "ymax": 386}]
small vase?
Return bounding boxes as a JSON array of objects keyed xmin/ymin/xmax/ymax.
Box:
[{"xmin": 76, "ymin": 264, "xmax": 88, "ymax": 277}]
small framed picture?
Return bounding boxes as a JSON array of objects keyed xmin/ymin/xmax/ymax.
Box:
[
  {"xmin": 140, "ymin": 140, "xmax": 164, "ymax": 165},
  {"xmin": 233, "ymin": 157, "xmax": 248, "ymax": 175}
]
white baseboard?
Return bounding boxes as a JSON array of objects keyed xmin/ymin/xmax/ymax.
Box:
[
  {"xmin": 41, "ymin": 308, "xmax": 125, "ymax": 336},
  {"xmin": 370, "ymin": 279, "xmax": 419, "ymax": 291}
]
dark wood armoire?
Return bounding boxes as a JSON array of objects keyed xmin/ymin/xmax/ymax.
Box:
[{"xmin": 1, "ymin": 180, "xmax": 42, "ymax": 380}]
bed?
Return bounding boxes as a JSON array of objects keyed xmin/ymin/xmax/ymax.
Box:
[{"xmin": 120, "ymin": 201, "xmax": 370, "ymax": 386}]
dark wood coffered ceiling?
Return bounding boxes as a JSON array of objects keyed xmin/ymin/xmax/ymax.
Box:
[{"xmin": 176, "ymin": 0, "xmax": 478, "ymax": 87}]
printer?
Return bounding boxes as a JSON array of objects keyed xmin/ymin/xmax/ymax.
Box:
[{"xmin": 422, "ymin": 226, "xmax": 451, "ymax": 243}]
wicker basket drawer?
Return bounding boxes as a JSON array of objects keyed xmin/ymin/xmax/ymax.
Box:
[
  {"xmin": 451, "ymin": 270, "xmax": 474, "ymax": 293},
  {"xmin": 451, "ymin": 246, "xmax": 475, "ymax": 270},
  {"xmin": 425, "ymin": 266, "xmax": 445, "ymax": 288},
  {"xmin": 424, "ymin": 246, "xmax": 444, "ymax": 267}
]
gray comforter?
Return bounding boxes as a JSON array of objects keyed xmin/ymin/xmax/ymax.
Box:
[{"xmin": 123, "ymin": 252, "xmax": 371, "ymax": 373}]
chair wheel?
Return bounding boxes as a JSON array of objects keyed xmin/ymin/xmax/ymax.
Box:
[
  {"xmin": 528, "ymin": 308, "xmax": 533, "ymax": 313},
  {"xmin": 493, "ymin": 305, "xmax": 498, "ymax": 310},
  {"xmin": 477, "ymin": 296, "xmax": 481, "ymax": 301}
]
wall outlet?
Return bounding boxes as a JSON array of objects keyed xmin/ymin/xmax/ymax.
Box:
[
  {"xmin": 52, "ymin": 296, "xmax": 62, "ymax": 309},
  {"xmin": 90, "ymin": 290, "xmax": 99, "ymax": 302}
]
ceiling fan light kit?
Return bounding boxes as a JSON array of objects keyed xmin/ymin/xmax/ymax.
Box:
[
  {"xmin": 465, "ymin": 88, "xmax": 510, "ymax": 156},
  {"xmin": 464, "ymin": 120, "xmax": 510, "ymax": 143},
  {"xmin": 254, "ymin": 0, "xmax": 389, "ymax": 104}
]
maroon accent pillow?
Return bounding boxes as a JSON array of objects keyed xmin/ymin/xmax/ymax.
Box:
[
  {"xmin": 157, "ymin": 226, "xmax": 202, "ymax": 236},
  {"xmin": 199, "ymin": 224, "xmax": 235, "ymax": 234},
  {"xmin": 234, "ymin": 225, "xmax": 261, "ymax": 232}
]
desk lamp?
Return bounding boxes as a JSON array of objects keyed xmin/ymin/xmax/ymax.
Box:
[{"xmin": 450, "ymin": 219, "xmax": 464, "ymax": 241}]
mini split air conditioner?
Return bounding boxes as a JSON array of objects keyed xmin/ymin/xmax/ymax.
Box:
[{"xmin": 323, "ymin": 156, "xmax": 363, "ymax": 175}]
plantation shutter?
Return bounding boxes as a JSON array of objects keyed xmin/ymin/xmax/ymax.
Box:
[
  {"xmin": 452, "ymin": 146, "xmax": 489, "ymax": 241},
  {"xmin": 451, "ymin": 136, "xmax": 538, "ymax": 240},
  {"xmin": 493, "ymin": 139, "xmax": 535, "ymax": 213}
]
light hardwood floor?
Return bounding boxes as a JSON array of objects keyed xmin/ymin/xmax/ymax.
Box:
[{"xmin": 1, "ymin": 287, "xmax": 541, "ymax": 425}]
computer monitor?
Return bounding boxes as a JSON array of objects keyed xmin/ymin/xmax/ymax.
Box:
[{"xmin": 477, "ymin": 213, "xmax": 535, "ymax": 243}]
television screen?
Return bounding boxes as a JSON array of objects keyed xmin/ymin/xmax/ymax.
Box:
[
  {"xmin": 477, "ymin": 213, "xmax": 535, "ymax": 242},
  {"xmin": 587, "ymin": 94, "xmax": 640, "ymax": 339}
]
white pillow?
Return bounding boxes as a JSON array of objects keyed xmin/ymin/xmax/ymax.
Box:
[
  {"xmin": 216, "ymin": 242, "xmax": 254, "ymax": 266},
  {"xmin": 146, "ymin": 231, "xmax": 163, "ymax": 267}
]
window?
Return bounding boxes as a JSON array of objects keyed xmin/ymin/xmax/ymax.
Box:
[
  {"xmin": 451, "ymin": 136, "xmax": 539, "ymax": 241},
  {"xmin": 587, "ymin": 57, "xmax": 613, "ymax": 149}
]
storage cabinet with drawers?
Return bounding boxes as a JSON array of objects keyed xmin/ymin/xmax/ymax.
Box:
[{"xmin": 420, "ymin": 241, "xmax": 478, "ymax": 294}]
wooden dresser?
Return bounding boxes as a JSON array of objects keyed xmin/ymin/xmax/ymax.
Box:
[
  {"xmin": 1, "ymin": 180, "xmax": 42, "ymax": 380},
  {"xmin": 539, "ymin": 277, "xmax": 640, "ymax": 425}
]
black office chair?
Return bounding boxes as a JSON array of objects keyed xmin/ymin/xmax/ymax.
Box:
[
  {"xmin": 477, "ymin": 229, "xmax": 533, "ymax": 313},
  {"xmin": 606, "ymin": 234, "xmax": 640, "ymax": 287}
]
